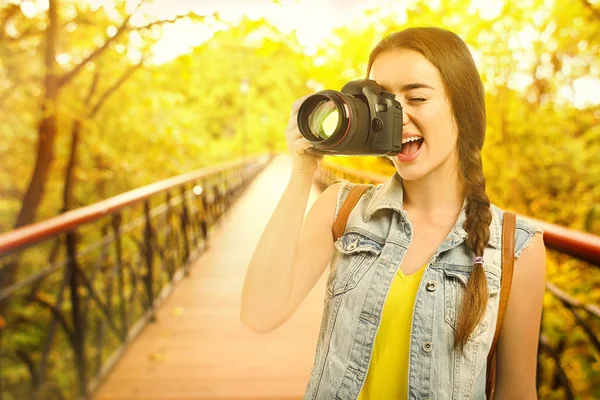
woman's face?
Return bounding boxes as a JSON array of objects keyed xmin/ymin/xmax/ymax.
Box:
[{"xmin": 369, "ymin": 49, "xmax": 460, "ymax": 182}]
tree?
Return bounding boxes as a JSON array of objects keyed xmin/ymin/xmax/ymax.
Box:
[{"xmin": 0, "ymin": 0, "xmax": 208, "ymax": 290}]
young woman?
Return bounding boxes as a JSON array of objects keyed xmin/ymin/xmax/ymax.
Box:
[{"xmin": 241, "ymin": 27, "xmax": 546, "ymax": 400}]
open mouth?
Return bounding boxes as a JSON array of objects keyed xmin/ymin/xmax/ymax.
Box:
[{"xmin": 400, "ymin": 137, "xmax": 424, "ymax": 156}]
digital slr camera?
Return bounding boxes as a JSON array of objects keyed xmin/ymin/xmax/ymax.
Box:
[{"xmin": 297, "ymin": 79, "xmax": 404, "ymax": 156}]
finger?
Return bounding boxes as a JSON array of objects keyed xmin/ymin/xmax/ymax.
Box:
[
  {"xmin": 292, "ymin": 137, "xmax": 307, "ymax": 149},
  {"xmin": 288, "ymin": 109, "xmax": 302, "ymax": 127},
  {"xmin": 294, "ymin": 136, "xmax": 309, "ymax": 146},
  {"xmin": 291, "ymin": 139, "xmax": 309, "ymax": 154},
  {"xmin": 290, "ymin": 95, "xmax": 311, "ymax": 115}
]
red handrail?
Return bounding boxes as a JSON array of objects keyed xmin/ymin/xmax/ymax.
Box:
[
  {"xmin": 520, "ymin": 216, "xmax": 600, "ymax": 265},
  {"xmin": 0, "ymin": 156, "xmax": 267, "ymax": 256},
  {"xmin": 1, "ymin": 156, "xmax": 599, "ymax": 265}
]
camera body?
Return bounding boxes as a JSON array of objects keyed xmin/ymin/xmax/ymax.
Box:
[{"xmin": 297, "ymin": 79, "xmax": 404, "ymax": 156}]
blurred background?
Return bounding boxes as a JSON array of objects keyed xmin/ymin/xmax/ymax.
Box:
[
  {"xmin": 0, "ymin": 0, "xmax": 599, "ymax": 399},
  {"xmin": 2, "ymin": 0, "xmax": 599, "ymax": 233}
]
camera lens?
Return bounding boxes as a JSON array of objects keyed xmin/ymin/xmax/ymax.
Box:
[
  {"xmin": 307, "ymin": 98, "xmax": 339, "ymax": 140},
  {"xmin": 298, "ymin": 93, "xmax": 345, "ymax": 142},
  {"xmin": 297, "ymin": 86, "xmax": 371, "ymax": 154}
]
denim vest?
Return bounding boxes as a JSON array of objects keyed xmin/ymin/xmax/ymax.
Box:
[{"xmin": 303, "ymin": 172, "xmax": 542, "ymax": 400}]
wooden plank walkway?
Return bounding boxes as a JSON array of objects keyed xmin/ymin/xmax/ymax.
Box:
[{"xmin": 94, "ymin": 155, "xmax": 328, "ymax": 400}]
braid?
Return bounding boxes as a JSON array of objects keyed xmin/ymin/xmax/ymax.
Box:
[{"xmin": 454, "ymin": 143, "xmax": 492, "ymax": 355}]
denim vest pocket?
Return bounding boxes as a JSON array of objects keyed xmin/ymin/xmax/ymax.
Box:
[
  {"xmin": 443, "ymin": 267, "xmax": 501, "ymax": 340},
  {"xmin": 328, "ymin": 232, "xmax": 383, "ymax": 298}
]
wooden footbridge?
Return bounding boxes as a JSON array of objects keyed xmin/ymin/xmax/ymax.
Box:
[
  {"xmin": 0, "ymin": 154, "xmax": 598, "ymax": 400},
  {"xmin": 92, "ymin": 154, "xmax": 326, "ymax": 400}
]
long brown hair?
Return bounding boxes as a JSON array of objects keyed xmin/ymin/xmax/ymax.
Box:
[{"xmin": 367, "ymin": 27, "xmax": 492, "ymax": 355}]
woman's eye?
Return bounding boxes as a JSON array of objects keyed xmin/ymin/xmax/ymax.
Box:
[{"xmin": 409, "ymin": 98, "xmax": 427, "ymax": 102}]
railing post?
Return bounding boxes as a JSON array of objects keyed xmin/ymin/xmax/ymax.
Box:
[
  {"xmin": 179, "ymin": 186, "xmax": 191, "ymax": 271},
  {"xmin": 164, "ymin": 190, "xmax": 175, "ymax": 277},
  {"xmin": 93, "ymin": 315, "xmax": 104, "ymax": 385},
  {"xmin": 65, "ymin": 231, "xmax": 87, "ymax": 399},
  {"xmin": 213, "ymin": 184, "xmax": 221, "ymax": 221},
  {"xmin": 200, "ymin": 188, "xmax": 209, "ymax": 244},
  {"xmin": 111, "ymin": 213, "xmax": 127, "ymax": 341},
  {"xmin": 224, "ymin": 181, "xmax": 230, "ymax": 212},
  {"xmin": 143, "ymin": 201, "xmax": 156, "ymax": 321}
]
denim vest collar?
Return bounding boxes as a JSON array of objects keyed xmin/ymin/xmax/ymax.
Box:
[{"xmin": 363, "ymin": 171, "xmax": 501, "ymax": 250}]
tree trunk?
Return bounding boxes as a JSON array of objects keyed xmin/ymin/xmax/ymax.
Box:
[
  {"xmin": 0, "ymin": 0, "xmax": 59, "ymax": 294},
  {"xmin": 14, "ymin": 111, "xmax": 58, "ymax": 228},
  {"xmin": 13, "ymin": 0, "xmax": 58, "ymax": 229}
]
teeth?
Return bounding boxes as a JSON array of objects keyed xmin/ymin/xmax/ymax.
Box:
[{"xmin": 402, "ymin": 136, "xmax": 423, "ymax": 144}]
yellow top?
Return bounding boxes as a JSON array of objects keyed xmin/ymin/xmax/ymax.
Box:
[{"xmin": 357, "ymin": 263, "xmax": 428, "ymax": 400}]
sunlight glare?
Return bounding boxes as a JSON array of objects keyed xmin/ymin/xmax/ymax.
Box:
[
  {"xmin": 33, "ymin": 0, "xmax": 48, "ymax": 12},
  {"xmin": 106, "ymin": 25, "xmax": 117, "ymax": 37},
  {"xmin": 573, "ymin": 77, "xmax": 600, "ymax": 109},
  {"xmin": 468, "ymin": 0, "xmax": 503, "ymax": 20},
  {"xmin": 149, "ymin": 20, "xmax": 215, "ymax": 64},
  {"xmin": 19, "ymin": 1, "xmax": 38, "ymax": 18}
]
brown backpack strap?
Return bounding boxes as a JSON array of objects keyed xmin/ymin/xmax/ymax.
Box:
[
  {"xmin": 332, "ymin": 184, "xmax": 370, "ymax": 241},
  {"xmin": 486, "ymin": 211, "xmax": 516, "ymax": 398}
]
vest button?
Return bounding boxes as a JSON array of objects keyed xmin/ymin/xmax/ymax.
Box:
[
  {"xmin": 423, "ymin": 341, "xmax": 433, "ymax": 352},
  {"xmin": 347, "ymin": 239, "xmax": 358, "ymax": 251},
  {"xmin": 425, "ymin": 281, "xmax": 437, "ymax": 291}
]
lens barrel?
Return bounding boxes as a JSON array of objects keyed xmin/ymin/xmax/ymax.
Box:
[{"xmin": 297, "ymin": 90, "xmax": 369, "ymax": 155}]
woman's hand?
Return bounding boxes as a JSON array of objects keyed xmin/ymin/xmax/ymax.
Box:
[{"xmin": 285, "ymin": 95, "xmax": 324, "ymax": 176}]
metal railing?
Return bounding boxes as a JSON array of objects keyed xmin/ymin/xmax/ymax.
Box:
[
  {"xmin": 316, "ymin": 160, "xmax": 600, "ymax": 400},
  {"xmin": 0, "ymin": 155, "xmax": 271, "ymax": 400}
]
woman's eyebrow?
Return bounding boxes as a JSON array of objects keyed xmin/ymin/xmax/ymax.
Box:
[
  {"xmin": 401, "ymin": 83, "xmax": 435, "ymax": 91},
  {"xmin": 378, "ymin": 82, "xmax": 435, "ymax": 92}
]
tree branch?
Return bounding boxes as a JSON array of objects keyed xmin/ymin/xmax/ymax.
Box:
[
  {"xmin": 61, "ymin": 67, "xmax": 100, "ymax": 214},
  {"xmin": 85, "ymin": 68, "xmax": 101, "ymax": 106},
  {"xmin": 16, "ymin": 349, "xmax": 40, "ymax": 389},
  {"xmin": 89, "ymin": 58, "xmax": 145, "ymax": 117},
  {"xmin": 580, "ymin": 0, "xmax": 600, "ymax": 19},
  {"xmin": 57, "ymin": 0, "xmax": 146, "ymax": 88}
]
